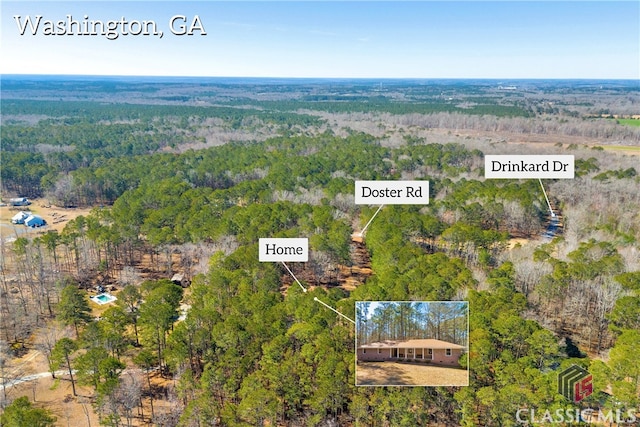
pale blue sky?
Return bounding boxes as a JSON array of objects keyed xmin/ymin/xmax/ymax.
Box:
[{"xmin": 1, "ymin": 1, "xmax": 638, "ymax": 78}]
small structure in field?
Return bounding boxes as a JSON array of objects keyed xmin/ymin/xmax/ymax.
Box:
[
  {"xmin": 9, "ymin": 197, "xmax": 31, "ymax": 206},
  {"xmin": 357, "ymin": 338, "xmax": 465, "ymax": 366},
  {"xmin": 11, "ymin": 211, "xmax": 30, "ymax": 224},
  {"xmin": 171, "ymin": 273, "xmax": 190, "ymax": 288},
  {"xmin": 24, "ymin": 215, "xmax": 46, "ymax": 228}
]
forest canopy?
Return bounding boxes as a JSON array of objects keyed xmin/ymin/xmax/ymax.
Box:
[{"xmin": 1, "ymin": 77, "xmax": 639, "ymax": 426}]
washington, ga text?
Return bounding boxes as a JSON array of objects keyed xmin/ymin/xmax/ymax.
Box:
[{"xmin": 13, "ymin": 15, "xmax": 207, "ymax": 40}]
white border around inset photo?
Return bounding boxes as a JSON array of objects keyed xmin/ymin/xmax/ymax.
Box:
[{"xmin": 355, "ymin": 300, "xmax": 469, "ymax": 387}]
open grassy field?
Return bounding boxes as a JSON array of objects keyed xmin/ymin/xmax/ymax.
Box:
[
  {"xmin": 0, "ymin": 199, "xmax": 93, "ymax": 238},
  {"xmin": 602, "ymin": 145, "xmax": 640, "ymax": 156},
  {"xmin": 616, "ymin": 118, "xmax": 640, "ymax": 127}
]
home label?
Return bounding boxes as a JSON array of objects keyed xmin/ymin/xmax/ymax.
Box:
[{"xmin": 259, "ymin": 238, "xmax": 308, "ymax": 262}]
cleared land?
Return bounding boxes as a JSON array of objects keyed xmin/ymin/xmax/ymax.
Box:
[
  {"xmin": 616, "ymin": 119, "xmax": 640, "ymax": 127},
  {"xmin": 0, "ymin": 199, "xmax": 93, "ymax": 240},
  {"xmin": 356, "ymin": 361, "xmax": 469, "ymax": 387},
  {"xmin": 601, "ymin": 145, "xmax": 640, "ymax": 156},
  {"xmin": 3, "ymin": 346, "xmax": 174, "ymax": 427}
]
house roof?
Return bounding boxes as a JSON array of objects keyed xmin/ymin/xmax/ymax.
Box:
[
  {"xmin": 25, "ymin": 215, "xmax": 45, "ymax": 224},
  {"xmin": 12, "ymin": 211, "xmax": 29, "ymax": 220},
  {"xmin": 358, "ymin": 338, "xmax": 465, "ymax": 350}
]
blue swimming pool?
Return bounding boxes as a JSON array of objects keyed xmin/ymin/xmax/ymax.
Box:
[{"xmin": 91, "ymin": 293, "xmax": 117, "ymax": 305}]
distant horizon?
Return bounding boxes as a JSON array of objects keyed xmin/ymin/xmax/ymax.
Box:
[{"xmin": 3, "ymin": 73, "xmax": 639, "ymax": 83}]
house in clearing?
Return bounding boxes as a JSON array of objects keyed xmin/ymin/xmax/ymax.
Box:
[
  {"xmin": 11, "ymin": 211, "xmax": 30, "ymax": 224},
  {"xmin": 357, "ymin": 338, "xmax": 465, "ymax": 366},
  {"xmin": 9, "ymin": 197, "xmax": 31, "ymax": 207}
]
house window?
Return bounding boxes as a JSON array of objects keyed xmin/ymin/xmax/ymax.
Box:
[
  {"xmin": 363, "ymin": 349, "xmax": 366, "ymax": 354},
  {"xmin": 446, "ymin": 349, "xmax": 452, "ymax": 356},
  {"xmin": 428, "ymin": 349, "xmax": 433, "ymax": 355}
]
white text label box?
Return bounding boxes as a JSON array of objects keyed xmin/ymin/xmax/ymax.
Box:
[
  {"xmin": 355, "ymin": 180, "xmax": 429, "ymax": 205},
  {"xmin": 485, "ymin": 155, "xmax": 574, "ymax": 179},
  {"xmin": 259, "ymin": 238, "xmax": 308, "ymax": 262}
]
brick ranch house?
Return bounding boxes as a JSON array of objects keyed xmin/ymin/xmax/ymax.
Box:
[{"xmin": 357, "ymin": 338, "xmax": 465, "ymax": 366}]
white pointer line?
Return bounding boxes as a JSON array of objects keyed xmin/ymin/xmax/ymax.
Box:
[
  {"xmin": 281, "ymin": 262, "xmax": 307, "ymax": 293},
  {"xmin": 359, "ymin": 204, "xmax": 384, "ymax": 237},
  {"xmin": 538, "ymin": 179, "xmax": 555, "ymax": 218},
  {"xmin": 313, "ymin": 297, "xmax": 356, "ymax": 324}
]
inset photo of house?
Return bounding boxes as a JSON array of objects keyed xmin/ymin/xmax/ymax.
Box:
[{"xmin": 356, "ymin": 301, "xmax": 469, "ymax": 387}]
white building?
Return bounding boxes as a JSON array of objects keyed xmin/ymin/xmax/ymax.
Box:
[{"xmin": 11, "ymin": 211, "xmax": 30, "ymax": 224}]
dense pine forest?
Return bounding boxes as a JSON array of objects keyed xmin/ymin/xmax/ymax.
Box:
[{"xmin": 1, "ymin": 77, "xmax": 639, "ymax": 426}]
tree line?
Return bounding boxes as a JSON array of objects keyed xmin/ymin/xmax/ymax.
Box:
[{"xmin": 357, "ymin": 301, "xmax": 467, "ymax": 346}]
